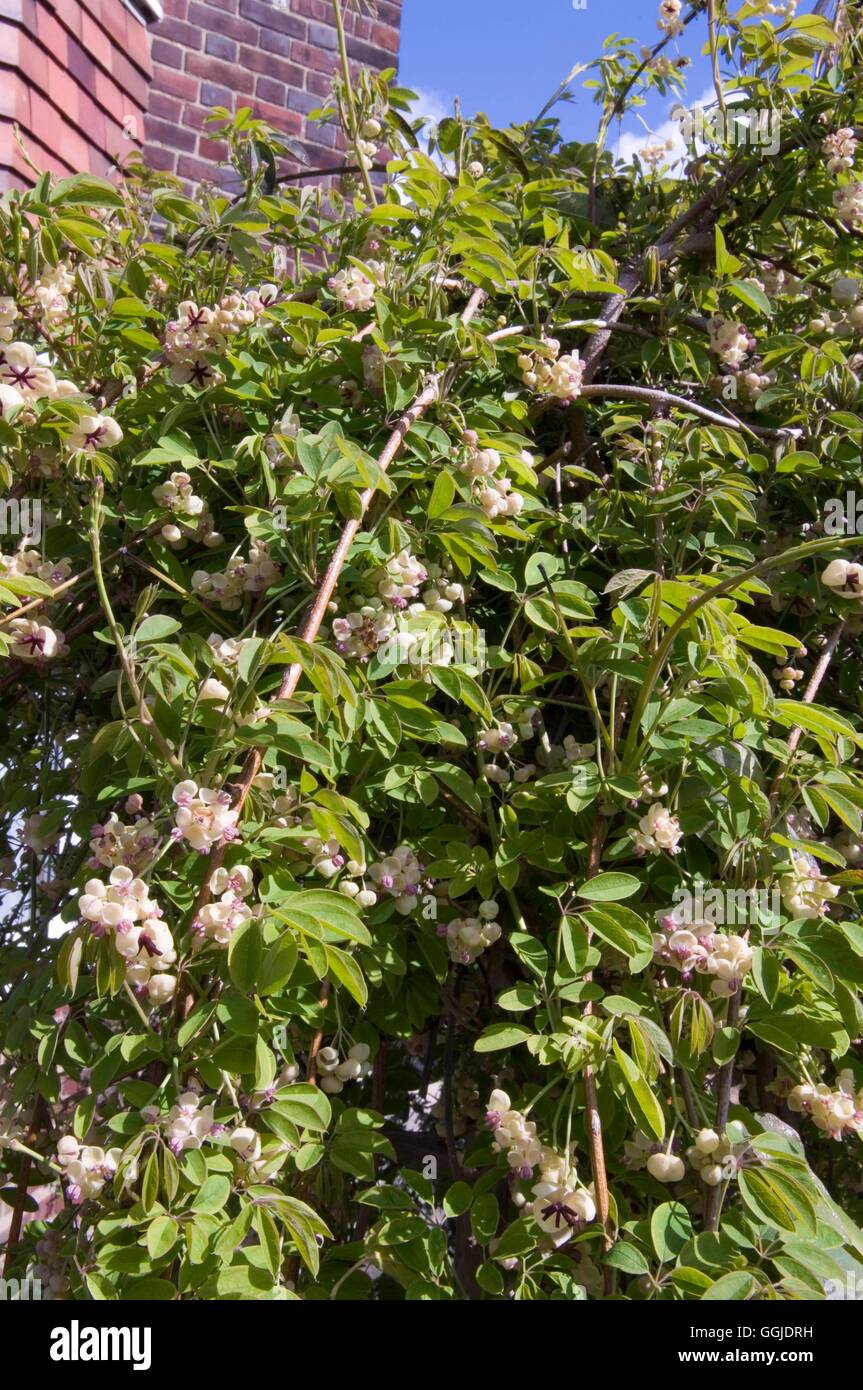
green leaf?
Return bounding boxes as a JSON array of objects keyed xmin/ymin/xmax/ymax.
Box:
[
  {"xmin": 136, "ymin": 615, "xmax": 181, "ymax": 643},
  {"xmin": 325, "ymin": 944, "xmax": 368, "ymax": 1007},
  {"xmin": 471, "ymin": 1192, "xmax": 500, "ymax": 1243},
  {"xmin": 192, "ymin": 1175, "xmax": 232, "ymax": 1215},
  {"xmin": 702, "ymin": 1271, "xmax": 757, "ymax": 1301},
  {"xmin": 474, "ymin": 1023, "xmax": 533, "ymax": 1052},
  {"xmin": 429, "ymin": 469, "xmax": 456, "ymax": 519},
  {"xmin": 228, "ymin": 920, "xmax": 263, "ymax": 993},
  {"xmin": 651, "ymin": 1201, "xmax": 692, "ymax": 1263},
  {"xmin": 728, "ymin": 278, "xmax": 772, "ymax": 318},
  {"xmin": 146, "ymin": 1215, "xmax": 179, "ymax": 1261},
  {"xmin": 612, "ymin": 1041, "xmax": 665, "ymax": 1141},
  {"xmin": 577, "ymin": 872, "xmax": 641, "ymax": 902}
]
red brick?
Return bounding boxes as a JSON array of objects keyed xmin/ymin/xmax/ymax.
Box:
[
  {"xmin": 94, "ymin": 68, "xmax": 127, "ymax": 123},
  {"xmin": 77, "ymin": 89, "xmax": 107, "ymax": 150},
  {"xmin": 152, "ymin": 66, "xmax": 199, "ymax": 100},
  {"xmin": 149, "ymin": 90, "xmax": 182, "ymax": 123},
  {"xmin": 239, "ymin": 43, "xmax": 302, "ymax": 86},
  {"xmin": 146, "ymin": 143, "xmax": 178, "ymax": 172},
  {"xmin": 187, "ymin": 1, "xmax": 257, "ymax": 44},
  {"xmin": 238, "ymin": 0, "xmax": 305, "ymax": 39},
  {"xmin": 290, "ymin": 40, "xmax": 338, "ymax": 74},
  {"xmin": 144, "ymin": 113, "xmax": 199, "ymax": 152},
  {"xmin": 198, "ymin": 136, "xmax": 228, "ymax": 161},
  {"xmin": 46, "ymin": 58, "xmax": 79, "ymax": 121},
  {"xmin": 111, "ymin": 49, "xmax": 150, "ymax": 109},
  {"xmin": 34, "ymin": 8, "xmax": 69, "ymax": 67},
  {"xmin": 255, "ymin": 75, "xmax": 285, "ymax": 105},
  {"xmin": 0, "ymin": 17, "xmax": 21, "ymax": 66},
  {"xmin": 151, "ymin": 37, "xmax": 183, "ymax": 70},
  {"xmin": 0, "ymin": 73, "xmax": 29, "ymax": 123},
  {"xmin": 81, "ymin": 11, "xmax": 113, "ymax": 69},
  {"xmin": 163, "ymin": 0, "xmax": 189, "ymax": 16},
  {"xmin": 49, "ymin": 0, "xmax": 82, "ymax": 40},
  {"xmin": 124, "ymin": 18, "xmax": 153, "ymax": 77},
  {"xmin": 244, "ymin": 97, "xmax": 301, "ymax": 133},
  {"xmin": 157, "ymin": 16, "xmax": 202, "ymax": 48},
  {"xmin": 371, "ymin": 22, "xmax": 400, "ymax": 54},
  {"xmin": 184, "ymin": 51, "xmax": 248, "ymax": 88}
]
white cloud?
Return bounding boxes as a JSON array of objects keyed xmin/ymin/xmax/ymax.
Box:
[
  {"xmin": 613, "ymin": 85, "xmax": 717, "ymax": 174},
  {"xmin": 408, "ymin": 87, "xmax": 454, "ymax": 142}
]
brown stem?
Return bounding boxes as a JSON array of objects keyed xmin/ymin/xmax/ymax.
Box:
[
  {"xmin": 306, "ymin": 980, "xmax": 331, "ymax": 1084},
  {"xmin": 703, "ymin": 991, "xmax": 740, "ymax": 1232},
  {"xmin": 767, "ymin": 619, "xmax": 846, "ymax": 815},
  {"xmin": 2, "ymin": 1096, "xmax": 48, "ymax": 1275},
  {"xmin": 581, "ymin": 816, "xmax": 613, "ymax": 1260},
  {"xmin": 579, "ymin": 383, "xmax": 798, "ymax": 441}
]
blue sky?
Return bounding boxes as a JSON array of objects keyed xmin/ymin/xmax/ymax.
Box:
[{"xmin": 399, "ymin": 0, "xmax": 818, "ymax": 160}]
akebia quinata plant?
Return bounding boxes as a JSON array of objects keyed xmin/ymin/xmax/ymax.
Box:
[{"xmin": 1, "ymin": 0, "xmax": 863, "ymax": 1303}]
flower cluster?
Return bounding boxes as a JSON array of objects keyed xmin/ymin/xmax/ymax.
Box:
[
  {"xmin": 652, "ymin": 916, "xmax": 753, "ymax": 996},
  {"xmin": 773, "ymin": 661, "xmax": 804, "ymax": 692},
  {"xmin": 377, "ymin": 549, "xmax": 428, "ymax": 608},
  {"xmin": 78, "ymin": 865, "xmax": 177, "ymax": 1003},
  {"xmin": 823, "ymin": 128, "xmax": 857, "ymax": 176},
  {"xmin": 708, "ymin": 317, "xmax": 755, "ymax": 368},
  {"xmin": 788, "ymin": 1069, "xmax": 863, "ymax": 1140},
  {"xmin": 624, "ymin": 1130, "xmax": 684, "ymax": 1182},
  {"xmin": 164, "ymin": 289, "xmax": 276, "ymax": 388},
  {"xmin": 332, "ymin": 550, "xmax": 465, "ymax": 666},
  {"xmin": 0, "ymin": 297, "xmax": 17, "ymax": 342},
  {"xmin": 172, "ymin": 779, "xmax": 239, "ymax": 852},
  {"xmin": 685, "ymin": 1128, "xmax": 738, "ymax": 1187},
  {"xmin": 640, "ymin": 136, "xmax": 675, "ymax": 170},
  {"xmin": 152, "ymin": 471, "xmax": 223, "ymax": 549},
  {"xmin": 517, "ymin": 338, "xmax": 584, "ymax": 402},
  {"xmin": 88, "ymin": 811, "xmax": 158, "ymax": 872},
  {"xmin": 22, "ymin": 812, "xmax": 60, "ymax": 853},
  {"xmin": 657, "ymin": 0, "xmax": 684, "ymax": 37},
  {"xmin": 631, "ymin": 802, "xmax": 683, "ymax": 856},
  {"xmin": 477, "ymin": 723, "xmax": 518, "ymax": 755},
  {"xmin": 778, "ymin": 854, "xmax": 840, "ymax": 919},
  {"xmin": 441, "ymin": 900, "xmax": 502, "ymax": 964},
  {"xmin": 191, "ymin": 540, "xmax": 281, "ymax": 611},
  {"xmin": 331, "ymin": 597, "xmax": 396, "ymax": 661},
  {"xmin": 328, "ymin": 263, "xmax": 383, "ymax": 312},
  {"xmin": 0, "ymin": 342, "xmax": 81, "ymax": 407},
  {"xmin": 356, "ymin": 116, "xmax": 383, "ymax": 169},
  {"xmin": 195, "ymin": 863, "xmax": 255, "ymax": 945},
  {"xmin": 315, "ymin": 1042, "xmax": 372, "ymax": 1094},
  {"xmin": 485, "ymin": 1089, "xmax": 543, "ymax": 1173},
  {"xmin": 164, "ymin": 1091, "xmax": 217, "ymax": 1154},
  {"xmin": 6, "ymin": 618, "xmax": 68, "ymax": 663},
  {"xmin": 0, "ymin": 544, "xmax": 72, "ymax": 589},
  {"xmin": 33, "ymin": 263, "xmax": 75, "ymax": 327},
  {"xmin": 368, "ymin": 844, "xmax": 424, "ymax": 914},
  {"xmin": 57, "ymin": 1136, "xmax": 122, "ymax": 1204},
  {"xmin": 485, "ymin": 1091, "xmax": 596, "ymax": 1243},
  {"xmin": 457, "ymin": 432, "xmax": 528, "ymax": 517},
  {"xmin": 300, "ymin": 831, "xmax": 377, "ymax": 904},
  {"xmin": 822, "ymin": 558, "xmax": 863, "ymax": 600}
]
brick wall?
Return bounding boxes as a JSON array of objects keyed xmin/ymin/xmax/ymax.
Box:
[
  {"xmin": 0, "ymin": 0, "xmax": 152, "ymax": 192},
  {"xmin": 145, "ymin": 0, "xmax": 403, "ymax": 189}
]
